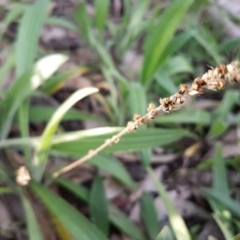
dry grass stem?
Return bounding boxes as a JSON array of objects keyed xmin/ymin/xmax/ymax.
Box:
[{"xmin": 53, "ymin": 61, "xmax": 240, "ymax": 178}]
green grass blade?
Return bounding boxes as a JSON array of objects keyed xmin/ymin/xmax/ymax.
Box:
[
  {"xmin": 190, "ymin": 29, "xmax": 221, "ymax": 64},
  {"xmin": 109, "ymin": 205, "xmax": 144, "ymax": 240},
  {"xmin": 156, "ymin": 225, "xmax": 175, "ymax": 240},
  {"xmin": 0, "ymin": 5, "xmax": 25, "ymax": 43},
  {"xmin": 94, "ymin": 0, "xmax": 110, "ymax": 40},
  {"xmin": 213, "ymin": 213, "xmax": 233, "ymax": 240},
  {"xmin": 213, "ymin": 143, "xmax": 229, "ymax": 195},
  {"xmin": 75, "ymin": 3, "xmax": 92, "ymax": 43},
  {"xmin": 208, "ymin": 119, "xmax": 229, "ymax": 139},
  {"xmin": 154, "ymin": 109, "xmax": 211, "ymax": 125},
  {"xmin": 29, "ymin": 106, "xmax": 101, "ymax": 123},
  {"xmin": 89, "ymin": 155, "xmax": 136, "ymax": 190},
  {"xmin": 21, "ymin": 195, "xmax": 44, "ymax": 240},
  {"xmin": 141, "ymin": 192, "xmax": 160, "ymax": 240},
  {"xmin": 128, "ymin": 82, "xmax": 147, "ymax": 116},
  {"xmin": 141, "ymin": 0, "xmax": 193, "ymax": 84},
  {"xmin": 52, "ymin": 128, "xmax": 195, "ymax": 156},
  {"xmin": 0, "ymin": 54, "xmax": 67, "ymax": 140},
  {"xmin": 0, "ymin": 187, "xmax": 12, "ymax": 195},
  {"xmin": 54, "ymin": 178, "xmax": 144, "ymax": 240},
  {"xmin": 0, "ymin": 49, "xmax": 15, "ymax": 85},
  {"xmin": 45, "ymin": 16, "xmax": 78, "ymax": 32},
  {"xmin": 16, "ymin": 0, "xmax": 50, "ymax": 77},
  {"xmin": 30, "ymin": 181, "xmax": 107, "ymax": 240},
  {"xmin": 33, "ymin": 88, "xmax": 98, "ymax": 180},
  {"xmin": 90, "ymin": 176, "xmax": 109, "ymax": 236},
  {"xmin": 201, "ymin": 189, "xmax": 240, "ymax": 219},
  {"xmin": 147, "ymin": 166, "xmax": 191, "ymax": 240}
]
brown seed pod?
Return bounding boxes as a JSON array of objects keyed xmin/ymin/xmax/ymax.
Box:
[{"xmin": 178, "ymin": 84, "xmax": 189, "ymax": 95}]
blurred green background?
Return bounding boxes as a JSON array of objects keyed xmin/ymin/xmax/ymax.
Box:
[{"xmin": 0, "ymin": 0, "xmax": 240, "ymax": 239}]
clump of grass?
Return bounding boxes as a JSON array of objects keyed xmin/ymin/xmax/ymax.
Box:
[{"xmin": 53, "ymin": 61, "xmax": 240, "ymax": 177}]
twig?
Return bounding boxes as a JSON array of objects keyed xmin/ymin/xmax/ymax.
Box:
[{"xmin": 53, "ymin": 61, "xmax": 240, "ymax": 178}]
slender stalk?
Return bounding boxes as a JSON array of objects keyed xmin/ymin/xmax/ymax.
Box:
[{"xmin": 53, "ymin": 61, "xmax": 240, "ymax": 178}]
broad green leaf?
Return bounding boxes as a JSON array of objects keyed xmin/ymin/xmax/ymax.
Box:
[
  {"xmin": 30, "ymin": 181, "xmax": 107, "ymax": 240},
  {"xmin": 141, "ymin": 193, "xmax": 160, "ymax": 240},
  {"xmin": 29, "ymin": 106, "xmax": 101, "ymax": 123},
  {"xmin": 90, "ymin": 176, "xmax": 109, "ymax": 235},
  {"xmin": 141, "ymin": 0, "xmax": 193, "ymax": 84},
  {"xmin": 154, "ymin": 109, "xmax": 211, "ymax": 125},
  {"xmin": 201, "ymin": 189, "xmax": 240, "ymax": 219},
  {"xmin": 90, "ymin": 155, "xmax": 136, "ymax": 190},
  {"xmin": 54, "ymin": 178, "xmax": 144, "ymax": 240},
  {"xmin": 156, "ymin": 225, "xmax": 175, "ymax": 240},
  {"xmin": 147, "ymin": 167, "xmax": 191, "ymax": 240},
  {"xmin": 94, "ymin": 0, "xmax": 110, "ymax": 40},
  {"xmin": 52, "ymin": 128, "xmax": 195, "ymax": 156},
  {"xmin": 208, "ymin": 119, "xmax": 228, "ymax": 139},
  {"xmin": 16, "ymin": 0, "xmax": 50, "ymax": 77},
  {"xmin": 21, "ymin": 195, "xmax": 44, "ymax": 240},
  {"xmin": 0, "ymin": 54, "xmax": 68, "ymax": 139},
  {"xmin": 33, "ymin": 87, "xmax": 98, "ymax": 181}
]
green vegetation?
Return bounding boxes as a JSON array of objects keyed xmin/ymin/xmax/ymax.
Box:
[{"xmin": 0, "ymin": 0, "xmax": 240, "ymax": 239}]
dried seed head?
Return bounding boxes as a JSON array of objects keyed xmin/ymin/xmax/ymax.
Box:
[
  {"xmin": 214, "ymin": 64, "xmax": 228, "ymax": 78},
  {"xmin": 191, "ymin": 78, "xmax": 205, "ymax": 95},
  {"xmin": 127, "ymin": 121, "xmax": 138, "ymax": 132},
  {"xmin": 147, "ymin": 103, "xmax": 156, "ymax": 112},
  {"xmin": 207, "ymin": 79, "xmax": 226, "ymax": 90},
  {"xmin": 178, "ymin": 84, "xmax": 189, "ymax": 95},
  {"xmin": 16, "ymin": 166, "xmax": 31, "ymax": 186},
  {"xmin": 139, "ymin": 118, "xmax": 147, "ymax": 125},
  {"xmin": 148, "ymin": 109, "xmax": 158, "ymax": 119},
  {"xmin": 133, "ymin": 113, "xmax": 141, "ymax": 121}
]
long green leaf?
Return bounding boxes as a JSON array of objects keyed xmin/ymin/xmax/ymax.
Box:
[
  {"xmin": 52, "ymin": 128, "xmax": 195, "ymax": 156},
  {"xmin": 154, "ymin": 109, "xmax": 211, "ymax": 125},
  {"xmin": 94, "ymin": 0, "xmax": 110, "ymax": 40},
  {"xmin": 54, "ymin": 178, "xmax": 144, "ymax": 240},
  {"xmin": 147, "ymin": 167, "xmax": 191, "ymax": 240},
  {"xmin": 156, "ymin": 225, "xmax": 175, "ymax": 240},
  {"xmin": 30, "ymin": 181, "xmax": 107, "ymax": 240},
  {"xmin": 201, "ymin": 189, "xmax": 240, "ymax": 219},
  {"xmin": 89, "ymin": 155, "xmax": 136, "ymax": 190},
  {"xmin": 141, "ymin": 0, "xmax": 193, "ymax": 84},
  {"xmin": 0, "ymin": 54, "xmax": 68, "ymax": 139},
  {"xmin": 213, "ymin": 143, "xmax": 229, "ymax": 195},
  {"xmin": 90, "ymin": 176, "xmax": 109, "ymax": 235},
  {"xmin": 33, "ymin": 87, "xmax": 98, "ymax": 181},
  {"xmin": 141, "ymin": 192, "xmax": 160, "ymax": 240},
  {"xmin": 16, "ymin": 0, "xmax": 50, "ymax": 77},
  {"xmin": 29, "ymin": 106, "xmax": 101, "ymax": 123},
  {"xmin": 21, "ymin": 195, "xmax": 44, "ymax": 240}
]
